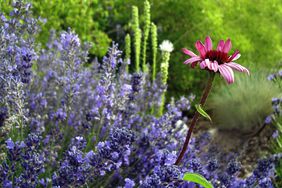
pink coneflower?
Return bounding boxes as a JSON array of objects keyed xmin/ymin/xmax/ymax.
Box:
[{"xmin": 182, "ymin": 36, "xmax": 249, "ymax": 84}]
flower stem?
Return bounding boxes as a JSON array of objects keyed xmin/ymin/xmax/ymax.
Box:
[{"xmin": 175, "ymin": 72, "xmax": 215, "ymax": 165}]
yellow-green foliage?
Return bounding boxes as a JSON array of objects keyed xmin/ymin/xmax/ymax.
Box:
[
  {"xmin": 110, "ymin": 0, "xmax": 282, "ymax": 98},
  {"xmin": 151, "ymin": 23, "xmax": 158, "ymax": 80},
  {"xmin": 32, "ymin": 0, "xmax": 111, "ymax": 56},
  {"xmin": 142, "ymin": 0, "xmax": 151, "ymax": 72},
  {"xmin": 208, "ymin": 72, "xmax": 281, "ymax": 132},
  {"xmin": 125, "ymin": 34, "xmax": 131, "ymax": 61},
  {"xmin": 131, "ymin": 6, "xmax": 141, "ymax": 72},
  {"xmin": 1, "ymin": 0, "xmax": 112, "ymax": 57},
  {"xmin": 125, "ymin": 34, "xmax": 131, "ymax": 72}
]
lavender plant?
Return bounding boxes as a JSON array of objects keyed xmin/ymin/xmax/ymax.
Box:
[
  {"xmin": 0, "ymin": 1, "xmax": 40, "ymax": 141},
  {"xmin": 267, "ymin": 69, "xmax": 282, "ymax": 187},
  {"xmin": 0, "ymin": 1, "xmax": 281, "ymax": 188}
]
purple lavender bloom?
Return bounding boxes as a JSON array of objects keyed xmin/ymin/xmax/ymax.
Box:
[
  {"xmin": 3, "ymin": 180, "xmax": 12, "ymax": 188},
  {"xmin": 272, "ymin": 98, "xmax": 280, "ymax": 105},
  {"xmin": 5, "ymin": 138, "xmax": 15, "ymax": 150},
  {"xmin": 267, "ymin": 74, "xmax": 276, "ymax": 81},
  {"xmin": 226, "ymin": 160, "xmax": 241, "ymax": 175},
  {"xmin": 278, "ymin": 70, "xmax": 282, "ymax": 77},
  {"xmin": 218, "ymin": 172, "xmax": 232, "ymax": 187},
  {"xmin": 253, "ymin": 158, "xmax": 274, "ymax": 178},
  {"xmin": 272, "ymin": 130, "xmax": 279, "ymax": 139},
  {"xmin": 176, "ymin": 96, "xmax": 192, "ymax": 111},
  {"xmin": 259, "ymin": 177, "xmax": 274, "ymax": 188},
  {"xmin": 206, "ymin": 159, "xmax": 219, "ymax": 172},
  {"xmin": 155, "ymin": 165, "xmax": 181, "ymax": 182},
  {"xmin": 273, "ymin": 105, "xmax": 281, "ymax": 115},
  {"xmin": 264, "ymin": 115, "xmax": 272, "ymax": 124},
  {"xmin": 51, "ymin": 108, "xmax": 67, "ymax": 121},
  {"xmin": 97, "ymin": 141, "xmax": 112, "ymax": 159},
  {"xmin": 0, "ymin": 107, "xmax": 8, "ymax": 127},
  {"xmin": 124, "ymin": 178, "xmax": 135, "ymax": 188},
  {"xmin": 60, "ymin": 29, "xmax": 81, "ymax": 50},
  {"xmin": 245, "ymin": 175, "xmax": 256, "ymax": 187},
  {"xmin": 140, "ymin": 174, "xmax": 162, "ymax": 188},
  {"xmin": 85, "ymin": 150, "xmax": 100, "ymax": 167},
  {"xmin": 109, "ymin": 127, "xmax": 135, "ymax": 147}
]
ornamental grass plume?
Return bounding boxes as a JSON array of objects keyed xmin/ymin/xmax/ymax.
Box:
[
  {"xmin": 159, "ymin": 40, "xmax": 174, "ymax": 115},
  {"xmin": 132, "ymin": 6, "xmax": 141, "ymax": 72},
  {"xmin": 125, "ymin": 34, "xmax": 131, "ymax": 73},
  {"xmin": 175, "ymin": 36, "xmax": 250, "ymax": 165},
  {"xmin": 151, "ymin": 23, "xmax": 158, "ymax": 80},
  {"xmin": 142, "ymin": 0, "xmax": 151, "ymax": 72}
]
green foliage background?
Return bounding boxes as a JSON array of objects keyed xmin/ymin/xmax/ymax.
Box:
[
  {"xmin": 1, "ymin": 0, "xmax": 113, "ymax": 56},
  {"xmin": 108, "ymin": 0, "xmax": 282, "ymax": 98},
  {"xmin": 1, "ymin": 0, "xmax": 282, "ymax": 97}
]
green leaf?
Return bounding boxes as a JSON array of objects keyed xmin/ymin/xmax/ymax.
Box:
[
  {"xmin": 195, "ymin": 104, "xmax": 212, "ymax": 122},
  {"xmin": 183, "ymin": 172, "xmax": 214, "ymax": 188}
]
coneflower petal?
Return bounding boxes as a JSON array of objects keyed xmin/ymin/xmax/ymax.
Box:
[
  {"xmin": 211, "ymin": 61, "xmax": 219, "ymax": 72},
  {"xmin": 205, "ymin": 37, "xmax": 212, "ymax": 51},
  {"xmin": 206, "ymin": 59, "xmax": 213, "ymax": 70},
  {"xmin": 225, "ymin": 62, "xmax": 250, "ymax": 75},
  {"xmin": 228, "ymin": 50, "xmax": 240, "ymax": 61},
  {"xmin": 217, "ymin": 40, "xmax": 225, "ymax": 51},
  {"xmin": 223, "ymin": 38, "xmax": 232, "ymax": 53},
  {"xmin": 183, "ymin": 56, "xmax": 202, "ymax": 64},
  {"xmin": 182, "ymin": 48, "xmax": 197, "ymax": 57},
  {"xmin": 200, "ymin": 60, "xmax": 207, "ymax": 69},
  {"xmin": 219, "ymin": 64, "xmax": 234, "ymax": 84},
  {"xmin": 195, "ymin": 40, "xmax": 207, "ymax": 58}
]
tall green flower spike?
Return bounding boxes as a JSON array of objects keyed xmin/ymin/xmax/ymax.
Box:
[
  {"xmin": 142, "ymin": 0, "xmax": 151, "ymax": 72},
  {"xmin": 132, "ymin": 6, "xmax": 141, "ymax": 72},
  {"xmin": 125, "ymin": 34, "xmax": 131, "ymax": 73},
  {"xmin": 151, "ymin": 22, "xmax": 158, "ymax": 80},
  {"xmin": 159, "ymin": 40, "xmax": 173, "ymax": 115}
]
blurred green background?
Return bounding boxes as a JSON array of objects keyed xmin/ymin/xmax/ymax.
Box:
[{"xmin": 1, "ymin": 0, "xmax": 282, "ymax": 97}]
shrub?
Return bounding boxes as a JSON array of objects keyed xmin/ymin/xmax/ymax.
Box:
[
  {"xmin": 208, "ymin": 71, "xmax": 281, "ymax": 132},
  {"xmin": 0, "ymin": 0, "xmax": 112, "ymax": 57}
]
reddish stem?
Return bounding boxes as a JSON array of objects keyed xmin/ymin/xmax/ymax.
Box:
[{"xmin": 175, "ymin": 72, "xmax": 215, "ymax": 165}]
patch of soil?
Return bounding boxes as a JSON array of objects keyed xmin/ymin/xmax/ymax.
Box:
[{"xmin": 195, "ymin": 120, "xmax": 276, "ymax": 177}]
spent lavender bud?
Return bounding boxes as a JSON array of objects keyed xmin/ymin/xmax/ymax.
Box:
[{"xmin": 226, "ymin": 160, "xmax": 241, "ymax": 175}]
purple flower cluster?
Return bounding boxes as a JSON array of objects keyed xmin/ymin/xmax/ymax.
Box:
[
  {"xmin": 1, "ymin": 134, "xmax": 46, "ymax": 188},
  {"xmin": 267, "ymin": 69, "xmax": 282, "ymax": 81},
  {"xmin": 51, "ymin": 127, "xmax": 135, "ymax": 187},
  {"xmin": 0, "ymin": 1, "xmax": 43, "ymax": 140},
  {"xmin": 0, "ymin": 1, "xmax": 39, "ymax": 84},
  {"xmin": 0, "ymin": 1, "xmax": 281, "ymax": 188}
]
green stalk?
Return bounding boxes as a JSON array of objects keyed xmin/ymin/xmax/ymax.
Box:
[
  {"xmin": 159, "ymin": 51, "xmax": 171, "ymax": 116},
  {"xmin": 151, "ymin": 23, "xmax": 158, "ymax": 80},
  {"xmin": 175, "ymin": 72, "xmax": 215, "ymax": 165},
  {"xmin": 132, "ymin": 6, "xmax": 141, "ymax": 72},
  {"xmin": 142, "ymin": 0, "xmax": 151, "ymax": 72},
  {"xmin": 125, "ymin": 34, "xmax": 131, "ymax": 73}
]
